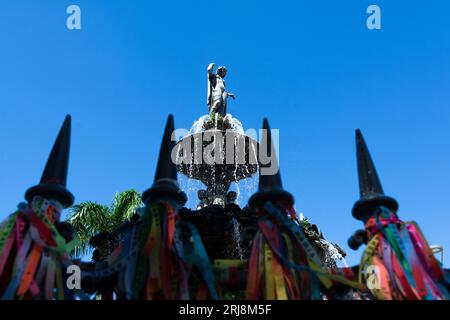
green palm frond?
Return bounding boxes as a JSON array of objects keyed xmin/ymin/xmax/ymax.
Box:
[
  {"xmin": 110, "ymin": 189, "xmax": 142, "ymax": 229},
  {"xmin": 66, "ymin": 190, "xmax": 143, "ymax": 258},
  {"xmin": 68, "ymin": 201, "xmax": 111, "ymax": 257}
]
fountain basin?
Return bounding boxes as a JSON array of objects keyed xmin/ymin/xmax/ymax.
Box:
[{"xmin": 175, "ymin": 130, "xmax": 259, "ymax": 186}]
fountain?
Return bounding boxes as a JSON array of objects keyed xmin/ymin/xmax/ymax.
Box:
[
  {"xmin": 173, "ymin": 64, "xmax": 260, "ymax": 261},
  {"xmin": 174, "ymin": 63, "xmax": 347, "ymax": 275},
  {"xmin": 175, "ymin": 115, "xmax": 258, "ymax": 207}
]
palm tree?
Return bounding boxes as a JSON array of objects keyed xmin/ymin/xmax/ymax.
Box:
[{"xmin": 67, "ymin": 189, "xmax": 143, "ymax": 258}]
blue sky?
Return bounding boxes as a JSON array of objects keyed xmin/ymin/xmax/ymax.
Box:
[{"xmin": 0, "ymin": 1, "xmax": 449, "ymax": 267}]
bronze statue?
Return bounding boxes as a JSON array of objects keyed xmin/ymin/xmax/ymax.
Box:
[{"xmin": 207, "ymin": 63, "xmax": 235, "ymax": 117}]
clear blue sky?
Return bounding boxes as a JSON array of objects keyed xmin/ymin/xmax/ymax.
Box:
[{"xmin": 0, "ymin": 1, "xmax": 449, "ymax": 267}]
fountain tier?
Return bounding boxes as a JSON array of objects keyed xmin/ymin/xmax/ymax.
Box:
[{"xmin": 175, "ymin": 129, "xmax": 258, "ymax": 206}]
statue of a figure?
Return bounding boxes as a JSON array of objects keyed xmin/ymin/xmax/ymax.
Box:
[{"xmin": 207, "ymin": 63, "xmax": 235, "ymax": 117}]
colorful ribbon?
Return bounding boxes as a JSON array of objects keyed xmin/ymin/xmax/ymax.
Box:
[
  {"xmin": 0, "ymin": 197, "xmax": 81, "ymax": 300},
  {"xmin": 358, "ymin": 206, "xmax": 449, "ymax": 300},
  {"xmin": 89, "ymin": 199, "xmax": 219, "ymax": 300},
  {"xmin": 246, "ymin": 201, "xmax": 346, "ymax": 300}
]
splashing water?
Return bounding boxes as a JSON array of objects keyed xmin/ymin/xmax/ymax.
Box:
[
  {"xmin": 229, "ymin": 129, "xmax": 259, "ymax": 206},
  {"xmin": 176, "ymin": 141, "xmax": 205, "ymax": 209},
  {"xmin": 231, "ymin": 217, "xmax": 244, "ymax": 260},
  {"xmin": 317, "ymin": 239, "xmax": 348, "ymax": 268},
  {"xmin": 189, "ymin": 114, "xmax": 210, "ymax": 135},
  {"xmin": 223, "ymin": 114, "xmax": 245, "ymax": 134},
  {"xmin": 178, "ymin": 114, "xmax": 209, "ymax": 209},
  {"xmin": 178, "ymin": 175, "xmax": 205, "ymax": 210},
  {"xmin": 188, "ymin": 113, "xmax": 245, "ymax": 135},
  {"xmin": 228, "ymin": 177, "xmax": 258, "ymax": 208}
]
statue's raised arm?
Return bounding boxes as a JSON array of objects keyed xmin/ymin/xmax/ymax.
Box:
[
  {"xmin": 207, "ymin": 63, "xmax": 215, "ymax": 76},
  {"xmin": 207, "ymin": 63, "xmax": 216, "ymax": 110}
]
